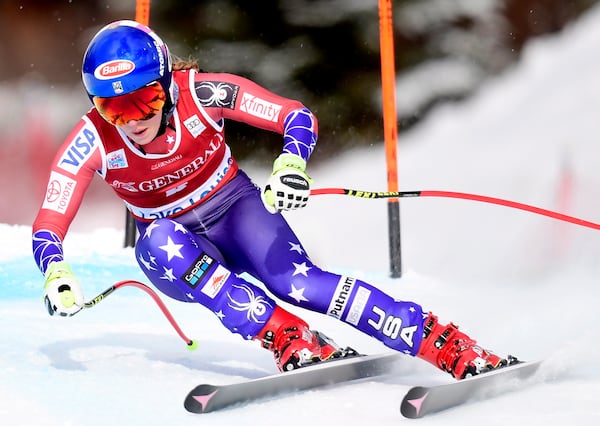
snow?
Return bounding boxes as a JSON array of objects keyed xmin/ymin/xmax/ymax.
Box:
[{"xmin": 3, "ymin": 5, "xmax": 600, "ymax": 425}]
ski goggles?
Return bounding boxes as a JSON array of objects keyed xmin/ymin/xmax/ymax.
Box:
[{"xmin": 93, "ymin": 81, "xmax": 166, "ymax": 126}]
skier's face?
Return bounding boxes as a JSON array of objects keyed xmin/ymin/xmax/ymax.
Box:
[{"xmin": 118, "ymin": 112, "xmax": 163, "ymax": 145}]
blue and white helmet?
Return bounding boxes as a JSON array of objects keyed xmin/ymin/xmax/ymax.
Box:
[{"xmin": 82, "ymin": 20, "xmax": 172, "ymax": 100}]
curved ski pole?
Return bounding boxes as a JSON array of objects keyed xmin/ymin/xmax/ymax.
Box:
[
  {"xmin": 81, "ymin": 279, "xmax": 198, "ymax": 350},
  {"xmin": 310, "ymin": 187, "xmax": 600, "ymax": 231}
]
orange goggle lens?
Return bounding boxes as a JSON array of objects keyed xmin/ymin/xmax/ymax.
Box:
[{"xmin": 93, "ymin": 82, "xmax": 166, "ymax": 126}]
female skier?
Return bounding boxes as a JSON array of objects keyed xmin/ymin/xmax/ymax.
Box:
[{"xmin": 32, "ymin": 20, "xmax": 513, "ymax": 378}]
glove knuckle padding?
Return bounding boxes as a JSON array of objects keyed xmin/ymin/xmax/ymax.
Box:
[{"xmin": 263, "ymin": 154, "xmax": 311, "ymax": 213}]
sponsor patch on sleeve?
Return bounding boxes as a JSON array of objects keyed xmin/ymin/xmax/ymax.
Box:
[
  {"xmin": 194, "ymin": 81, "xmax": 240, "ymax": 109},
  {"xmin": 239, "ymin": 92, "xmax": 282, "ymax": 122},
  {"xmin": 58, "ymin": 122, "xmax": 100, "ymax": 175},
  {"xmin": 41, "ymin": 171, "xmax": 77, "ymax": 214}
]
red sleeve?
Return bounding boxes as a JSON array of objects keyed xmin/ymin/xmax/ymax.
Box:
[
  {"xmin": 32, "ymin": 116, "xmax": 103, "ymax": 240},
  {"xmin": 195, "ymin": 72, "xmax": 308, "ymax": 134}
]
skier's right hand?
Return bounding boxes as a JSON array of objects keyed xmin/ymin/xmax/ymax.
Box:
[{"xmin": 43, "ymin": 261, "xmax": 84, "ymax": 317}]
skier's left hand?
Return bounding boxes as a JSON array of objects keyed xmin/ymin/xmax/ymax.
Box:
[{"xmin": 262, "ymin": 153, "xmax": 312, "ymax": 214}]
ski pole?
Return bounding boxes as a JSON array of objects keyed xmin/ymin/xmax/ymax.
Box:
[
  {"xmin": 310, "ymin": 187, "xmax": 600, "ymax": 231},
  {"xmin": 81, "ymin": 279, "xmax": 199, "ymax": 350}
]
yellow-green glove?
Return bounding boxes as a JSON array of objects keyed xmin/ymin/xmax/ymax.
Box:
[
  {"xmin": 43, "ymin": 261, "xmax": 84, "ymax": 317},
  {"xmin": 262, "ymin": 153, "xmax": 312, "ymax": 214}
]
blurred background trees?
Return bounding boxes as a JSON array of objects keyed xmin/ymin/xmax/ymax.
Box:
[
  {"xmin": 0, "ymin": 0, "xmax": 598, "ymax": 226},
  {"xmin": 1, "ymin": 0, "xmax": 597, "ymax": 158}
]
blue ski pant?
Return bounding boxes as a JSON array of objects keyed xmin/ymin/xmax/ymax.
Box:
[{"xmin": 135, "ymin": 171, "xmax": 426, "ymax": 355}]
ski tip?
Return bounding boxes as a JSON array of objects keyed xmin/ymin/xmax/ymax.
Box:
[
  {"xmin": 400, "ymin": 386, "xmax": 429, "ymax": 419},
  {"xmin": 184, "ymin": 384, "xmax": 219, "ymax": 414}
]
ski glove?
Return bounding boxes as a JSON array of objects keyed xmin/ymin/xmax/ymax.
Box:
[
  {"xmin": 43, "ymin": 260, "xmax": 84, "ymax": 317},
  {"xmin": 262, "ymin": 153, "xmax": 312, "ymax": 214}
]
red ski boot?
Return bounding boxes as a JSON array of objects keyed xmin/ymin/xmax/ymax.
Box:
[
  {"xmin": 255, "ymin": 306, "xmax": 358, "ymax": 371},
  {"xmin": 417, "ymin": 313, "xmax": 516, "ymax": 379}
]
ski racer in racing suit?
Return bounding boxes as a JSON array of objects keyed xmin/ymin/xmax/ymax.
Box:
[{"xmin": 32, "ymin": 20, "xmax": 513, "ymax": 378}]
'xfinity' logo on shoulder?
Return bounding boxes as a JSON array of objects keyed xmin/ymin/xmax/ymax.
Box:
[{"xmin": 239, "ymin": 92, "xmax": 282, "ymax": 122}]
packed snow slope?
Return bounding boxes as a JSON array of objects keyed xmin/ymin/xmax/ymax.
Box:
[{"xmin": 3, "ymin": 5, "xmax": 600, "ymax": 425}]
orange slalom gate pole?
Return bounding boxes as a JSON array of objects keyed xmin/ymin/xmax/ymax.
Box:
[
  {"xmin": 379, "ymin": 0, "xmax": 402, "ymax": 277},
  {"xmin": 135, "ymin": 0, "xmax": 151, "ymax": 26}
]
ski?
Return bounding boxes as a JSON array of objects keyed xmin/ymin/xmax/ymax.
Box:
[
  {"xmin": 184, "ymin": 351, "xmax": 402, "ymax": 413},
  {"xmin": 400, "ymin": 360, "xmax": 542, "ymax": 419}
]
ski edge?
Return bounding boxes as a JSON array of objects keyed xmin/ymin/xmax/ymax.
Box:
[
  {"xmin": 400, "ymin": 360, "xmax": 543, "ymax": 419},
  {"xmin": 184, "ymin": 352, "xmax": 402, "ymax": 414}
]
